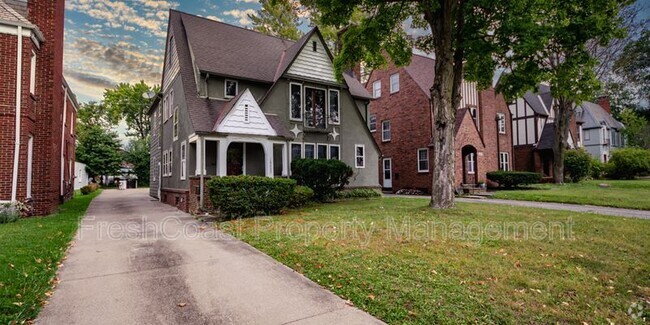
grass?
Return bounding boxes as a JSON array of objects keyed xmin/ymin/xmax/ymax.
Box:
[
  {"xmin": 0, "ymin": 190, "xmax": 101, "ymax": 324},
  {"xmin": 491, "ymin": 179, "xmax": 650, "ymax": 210},
  {"xmin": 219, "ymin": 197, "xmax": 650, "ymax": 324}
]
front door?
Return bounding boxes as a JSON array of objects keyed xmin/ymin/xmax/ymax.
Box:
[{"xmin": 382, "ymin": 158, "xmax": 392, "ymax": 189}]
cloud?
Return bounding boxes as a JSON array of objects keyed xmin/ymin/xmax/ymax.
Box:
[
  {"xmin": 236, "ymin": 0, "xmax": 258, "ymax": 3},
  {"xmin": 67, "ymin": 0, "xmax": 168, "ymax": 37},
  {"xmin": 223, "ymin": 8, "xmax": 256, "ymax": 25},
  {"xmin": 65, "ymin": 70, "xmax": 117, "ymax": 89}
]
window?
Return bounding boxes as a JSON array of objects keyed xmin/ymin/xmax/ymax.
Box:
[
  {"xmin": 499, "ymin": 152, "xmax": 510, "ymax": 171},
  {"xmin": 417, "ymin": 148, "xmax": 429, "ymax": 173},
  {"xmin": 390, "ymin": 73, "xmax": 399, "ymax": 93},
  {"xmin": 289, "ymin": 83, "xmax": 302, "ymax": 120},
  {"xmin": 329, "ymin": 144, "xmax": 340, "ymax": 160},
  {"xmin": 30, "ymin": 51, "xmax": 36, "ymax": 94},
  {"xmin": 312, "ymin": 41, "xmax": 317, "ymax": 52},
  {"xmin": 355, "ymin": 145, "xmax": 365, "ymax": 168},
  {"xmin": 467, "ymin": 153, "xmax": 475, "ymax": 174},
  {"xmin": 584, "ymin": 129, "xmax": 590, "ymax": 141},
  {"xmin": 172, "ymin": 107, "xmax": 179, "ymax": 140},
  {"xmin": 317, "ymin": 144, "xmax": 328, "ymax": 159},
  {"xmin": 469, "ymin": 107, "xmax": 478, "ymax": 126},
  {"xmin": 291, "ymin": 142, "xmax": 302, "ymax": 161},
  {"xmin": 225, "ymin": 79, "xmax": 238, "ymax": 98},
  {"xmin": 382, "ymin": 120, "xmax": 391, "ymax": 142},
  {"xmin": 328, "ymin": 89, "xmax": 340, "ymax": 124},
  {"xmin": 180, "ymin": 141, "xmax": 187, "ymax": 180},
  {"xmin": 164, "ymin": 90, "xmax": 174, "ymax": 121},
  {"xmin": 369, "ymin": 115, "xmax": 377, "ymax": 132},
  {"xmin": 168, "ymin": 37, "xmax": 175, "ymax": 66},
  {"xmin": 372, "ymin": 80, "xmax": 381, "ymax": 98},
  {"xmin": 169, "ymin": 149, "xmax": 173, "ymax": 176},
  {"xmin": 304, "ymin": 143, "xmax": 315, "ymax": 159},
  {"xmin": 26, "ymin": 135, "xmax": 33, "ymax": 197},
  {"xmin": 244, "ymin": 104, "xmax": 250, "ymax": 123},
  {"xmin": 305, "ymin": 87, "xmax": 326, "ymax": 128},
  {"xmin": 497, "ymin": 113, "xmax": 506, "ymax": 134}
]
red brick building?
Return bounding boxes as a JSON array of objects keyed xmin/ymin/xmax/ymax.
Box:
[
  {"xmin": 365, "ymin": 54, "xmax": 513, "ymax": 193},
  {"xmin": 0, "ymin": 0, "xmax": 77, "ymax": 215}
]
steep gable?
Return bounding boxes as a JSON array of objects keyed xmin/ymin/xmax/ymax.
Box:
[
  {"xmin": 285, "ymin": 34, "xmax": 337, "ymax": 84},
  {"xmin": 162, "ymin": 32, "xmax": 180, "ymax": 92},
  {"xmin": 215, "ymin": 89, "xmax": 277, "ymax": 136}
]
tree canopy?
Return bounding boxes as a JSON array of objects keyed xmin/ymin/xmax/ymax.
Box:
[
  {"xmin": 250, "ymin": 0, "xmax": 303, "ymax": 40},
  {"xmin": 76, "ymin": 124, "xmax": 122, "ymax": 182},
  {"xmin": 103, "ymin": 81, "xmax": 159, "ymax": 140}
]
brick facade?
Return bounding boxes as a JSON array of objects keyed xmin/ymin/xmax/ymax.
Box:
[
  {"xmin": 0, "ymin": 0, "xmax": 75, "ymax": 215},
  {"xmin": 366, "ymin": 59, "xmax": 513, "ymax": 193}
]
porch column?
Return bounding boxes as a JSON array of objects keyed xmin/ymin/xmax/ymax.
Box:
[
  {"xmin": 217, "ymin": 139, "xmax": 229, "ymax": 176},
  {"xmin": 195, "ymin": 139, "xmax": 202, "ymax": 176},
  {"xmin": 263, "ymin": 141, "xmax": 273, "ymax": 178},
  {"xmin": 281, "ymin": 142, "xmax": 288, "ymax": 177}
]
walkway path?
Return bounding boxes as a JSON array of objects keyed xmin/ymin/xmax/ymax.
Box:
[
  {"xmin": 37, "ymin": 189, "xmax": 383, "ymax": 325},
  {"xmin": 386, "ymin": 194, "xmax": 650, "ymax": 220}
]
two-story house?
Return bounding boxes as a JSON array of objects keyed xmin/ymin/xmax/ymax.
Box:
[
  {"xmin": 0, "ymin": 0, "xmax": 77, "ymax": 215},
  {"xmin": 365, "ymin": 54, "xmax": 513, "ymax": 193},
  {"xmin": 149, "ymin": 10, "xmax": 380, "ymax": 213},
  {"xmin": 577, "ymin": 97, "xmax": 625, "ymax": 163}
]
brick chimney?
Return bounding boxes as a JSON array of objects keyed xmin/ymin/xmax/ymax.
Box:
[{"xmin": 597, "ymin": 96, "xmax": 611, "ymax": 115}]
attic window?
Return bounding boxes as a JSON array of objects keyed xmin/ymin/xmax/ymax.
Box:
[
  {"xmin": 312, "ymin": 41, "xmax": 317, "ymax": 52},
  {"xmin": 225, "ymin": 79, "xmax": 238, "ymax": 98},
  {"xmin": 244, "ymin": 104, "xmax": 250, "ymax": 123}
]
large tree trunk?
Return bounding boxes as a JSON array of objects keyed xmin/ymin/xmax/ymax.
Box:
[
  {"xmin": 425, "ymin": 0, "xmax": 459, "ymax": 209},
  {"xmin": 552, "ymin": 98, "xmax": 573, "ymax": 183}
]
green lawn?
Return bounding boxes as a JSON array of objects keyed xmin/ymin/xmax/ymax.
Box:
[
  {"xmin": 491, "ymin": 179, "xmax": 650, "ymax": 210},
  {"xmin": 219, "ymin": 198, "xmax": 650, "ymax": 324},
  {"xmin": 0, "ymin": 190, "xmax": 101, "ymax": 324}
]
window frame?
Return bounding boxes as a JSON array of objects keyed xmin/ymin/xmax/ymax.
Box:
[
  {"xmin": 303, "ymin": 86, "xmax": 327, "ymax": 129},
  {"xmin": 389, "ymin": 73, "xmax": 399, "ymax": 93},
  {"xmin": 290, "ymin": 142, "xmax": 303, "ymax": 162},
  {"xmin": 289, "ymin": 82, "xmax": 303, "ymax": 121},
  {"xmin": 497, "ymin": 113, "xmax": 506, "ymax": 134},
  {"xmin": 317, "ymin": 144, "xmax": 328, "ymax": 159},
  {"xmin": 328, "ymin": 144, "xmax": 340, "ymax": 160},
  {"xmin": 499, "ymin": 152, "xmax": 510, "ymax": 171},
  {"xmin": 304, "ymin": 143, "xmax": 316, "ymax": 159},
  {"xmin": 180, "ymin": 141, "xmax": 187, "ymax": 180},
  {"xmin": 372, "ymin": 80, "xmax": 381, "ymax": 98},
  {"xmin": 369, "ymin": 114, "xmax": 377, "ymax": 132},
  {"xmin": 172, "ymin": 107, "xmax": 179, "ymax": 140},
  {"xmin": 328, "ymin": 89, "xmax": 340, "ymax": 125},
  {"xmin": 417, "ymin": 148, "xmax": 429, "ymax": 173},
  {"xmin": 467, "ymin": 152, "xmax": 475, "ymax": 174},
  {"xmin": 224, "ymin": 79, "xmax": 238, "ymax": 98},
  {"xmin": 381, "ymin": 120, "xmax": 391, "ymax": 142},
  {"xmin": 169, "ymin": 148, "xmax": 173, "ymax": 176},
  {"xmin": 584, "ymin": 129, "xmax": 590, "ymax": 141},
  {"xmin": 355, "ymin": 144, "xmax": 365, "ymax": 168},
  {"xmin": 30, "ymin": 51, "xmax": 36, "ymax": 95}
]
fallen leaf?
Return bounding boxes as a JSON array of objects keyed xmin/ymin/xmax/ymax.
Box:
[
  {"xmin": 367, "ymin": 294, "xmax": 375, "ymax": 300},
  {"xmin": 177, "ymin": 303, "xmax": 187, "ymax": 307}
]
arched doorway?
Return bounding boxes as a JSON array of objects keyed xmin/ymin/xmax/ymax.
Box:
[{"xmin": 461, "ymin": 145, "xmax": 478, "ymax": 185}]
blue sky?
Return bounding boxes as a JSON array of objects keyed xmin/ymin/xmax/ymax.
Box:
[{"xmin": 64, "ymin": 0, "xmax": 266, "ymax": 103}]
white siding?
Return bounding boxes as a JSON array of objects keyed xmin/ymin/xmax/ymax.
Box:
[
  {"xmin": 459, "ymin": 80, "xmax": 478, "ymax": 108},
  {"xmin": 286, "ymin": 36, "xmax": 337, "ymax": 83},
  {"xmin": 216, "ymin": 89, "xmax": 277, "ymax": 136},
  {"xmin": 163, "ymin": 34, "xmax": 180, "ymax": 92}
]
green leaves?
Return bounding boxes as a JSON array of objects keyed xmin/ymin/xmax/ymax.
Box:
[{"xmin": 103, "ymin": 81, "xmax": 159, "ymax": 140}]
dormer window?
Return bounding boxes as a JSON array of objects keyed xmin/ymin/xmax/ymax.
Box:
[
  {"xmin": 225, "ymin": 79, "xmax": 238, "ymax": 98},
  {"xmin": 312, "ymin": 41, "xmax": 317, "ymax": 52}
]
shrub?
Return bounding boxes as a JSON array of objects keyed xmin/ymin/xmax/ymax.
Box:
[
  {"xmin": 336, "ymin": 188, "xmax": 381, "ymax": 199},
  {"xmin": 590, "ymin": 158, "xmax": 605, "ymax": 179},
  {"xmin": 291, "ymin": 159, "xmax": 353, "ymax": 201},
  {"xmin": 206, "ymin": 175, "xmax": 295, "ymax": 218},
  {"xmin": 80, "ymin": 183, "xmax": 99, "ymax": 195},
  {"xmin": 486, "ymin": 171, "xmax": 542, "ymax": 188},
  {"xmin": 606, "ymin": 148, "xmax": 650, "ymax": 179},
  {"xmin": 0, "ymin": 203, "xmax": 20, "ymax": 224},
  {"xmin": 564, "ymin": 149, "xmax": 592, "ymax": 182},
  {"xmin": 288, "ymin": 186, "xmax": 314, "ymax": 208}
]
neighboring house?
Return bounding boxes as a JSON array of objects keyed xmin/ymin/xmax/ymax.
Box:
[
  {"xmin": 0, "ymin": 0, "xmax": 77, "ymax": 215},
  {"xmin": 577, "ymin": 97, "xmax": 625, "ymax": 163},
  {"xmin": 74, "ymin": 162, "xmax": 89, "ymax": 190},
  {"xmin": 149, "ymin": 10, "xmax": 379, "ymax": 212},
  {"xmin": 365, "ymin": 54, "xmax": 513, "ymax": 193}
]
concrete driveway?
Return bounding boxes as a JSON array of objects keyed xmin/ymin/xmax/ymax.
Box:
[{"xmin": 36, "ymin": 189, "xmax": 382, "ymax": 325}]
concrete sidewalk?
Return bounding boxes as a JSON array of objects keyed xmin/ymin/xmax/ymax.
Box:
[
  {"xmin": 386, "ymin": 194, "xmax": 650, "ymax": 219},
  {"xmin": 36, "ymin": 189, "xmax": 383, "ymax": 325}
]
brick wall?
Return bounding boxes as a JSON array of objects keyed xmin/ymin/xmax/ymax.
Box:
[
  {"xmin": 160, "ymin": 188, "xmax": 190, "ymax": 213},
  {"xmin": 188, "ymin": 176, "xmax": 215, "ymax": 214}
]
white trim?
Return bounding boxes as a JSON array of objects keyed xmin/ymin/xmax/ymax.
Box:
[
  {"xmin": 417, "ymin": 148, "xmax": 429, "ymax": 173},
  {"xmin": 328, "ymin": 89, "xmax": 340, "ymax": 125},
  {"xmin": 60, "ymin": 84, "xmax": 68, "ymax": 196},
  {"xmin": 180, "ymin": 141, "xmax": 187, "ymax": 180},
  {"xmin": 467, "ymin": 152, "xmax": 475, "ymax": 174},
  {"xmin": 328, "ymin": 144, "xmax": 340, "ymax": 160},
  {"xmin": 381, "ymin": 120, "xmax": 391, "ymax": 142},
  {"xmin": 172, "ymin": 106, "xmax": 179, "ymax": 140},
  {"xmin": 29, "ymin": 50, "xmax": 36, "ymax": 94},
  {"xmin": 304, "ymin": 142, "xmax": 315, "ymax": 159},
  {"xmin": 303, "ymin": 85, "xmax": 327, "ymax": 129},
  {"xmin": 290, "ymin": 142, "xmax": 303, "ymax": 161},
  {"xmin": 499, "ymin": 152, "xmax": 510, "ymax": 171},
  {"xmin": 389, "ymin": 73, "xmax": 399, "ymax": 93},
  {"xmin": 225, "ymin": 79, "xmax": 238, "ymax": 98},
  {"xmin": 11, "ymin": 26, "xmax": 22, "ymax": 202},
  {"xmin": 497, "ymin": 113, "xmax": 506, "ymax": 134},
  {"xmin": 372, "ymin": 80, "xmax": 381, "ymax": 98},
  {"xmin": 369, "ymin": 114, "xmax": 376, "ymax": 132},
  {"xmin": 355, "ymin": 144, "xmax": 365, "ymax": 168},
  {"xmin": 26, "ymin": 134, "xmax": 33, "ymax": 198},
  {"xmin": 289, "ymin": 82, "xmax": 303, "ymax": 121}
]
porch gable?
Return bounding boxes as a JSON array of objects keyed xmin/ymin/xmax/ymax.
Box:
[{"xmin": 215, "ymin": 89, "xmax": 277, "ymax": 136}]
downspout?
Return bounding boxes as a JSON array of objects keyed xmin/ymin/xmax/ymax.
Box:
[
  {"xmin": 61, "ymin": 86, "xmax": 68, "ymax": 197},
  {"xmin": 11, "ymin": 26, "xmax": 23, "ymax": 202},
  {"xmin": 199, "ymin": 137, "xmax": 205, "ymax": 210},
  {"xmin": 496, "ymin": 115, "xmax": 501, "ymax": 169}
]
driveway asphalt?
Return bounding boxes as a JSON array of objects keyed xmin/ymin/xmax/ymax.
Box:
[
  {"xmin": 386, "ymin": 194, "xmax": 650, "ymax": 219},
  {"xmin": 36, "ymin": 189, "xmax": 383, "ymax": 325}
]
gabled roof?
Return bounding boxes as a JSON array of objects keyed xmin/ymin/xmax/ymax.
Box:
[
  {"xmin": 403, "ymin": 54, "xmax": 435, "ymax": 99},
  {"xmin": 343, "ymin": 72, "xmax": 372, "ymax": 99},
  {"xmin": 454, "ymin": 108, "xmax": 486, "ymax": 148},
  {"xmin": 273, "ymin": 29, "xmax": 316, "ymax": 81},
  {"xmin": 536, "ymin": 123, "xmax": 555, "ymax": 150},
  {"xmin": 579, "ymin": 101, "xmax": 624, "ymax": 130}
]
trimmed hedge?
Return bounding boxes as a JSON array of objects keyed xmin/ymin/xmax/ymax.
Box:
[
  {"xmin": 0, "ymin": 203, "xmax": 20, "ymax": 224},
  {"xmin": 288, "ymin": 186, "xmax": 314, "ymax": 208},
  {"xmin": 606, "ymin": 148, "xmax": 650, "ymax": 179},
  {"xmin": 336, "ymin": 188, "xmax": 381, "ymax": 199},
  {"xmin": 80, "ymin": 183, "xmax": 99, "ymax": 195},
  {"xmin": 487, "ymin": 171, "xmax": 542, "ymax": 188},
  {"xmin": 291, "ymin": 159, "xmax": 353, "ymax": 201},
  {"xmin": 206, "ymin": 175, "xmax": 296, "ymax": 218},
  {"xmin": 564, "ymin": 149, "xmax": 592, "ymax": 182}
]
